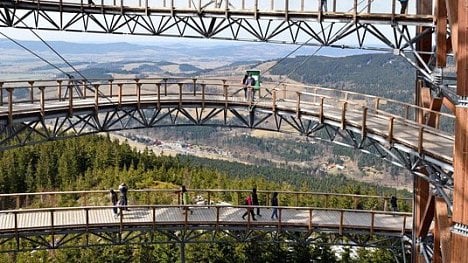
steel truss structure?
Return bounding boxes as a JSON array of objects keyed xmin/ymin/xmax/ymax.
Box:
[
  {"xmin": 0, "ymin": 1, "xmax": 460, "ymax": 261},
  {"xmin": 0, "ymin": 0, "xmax": 453, "ymax": 100},
  {"xmin": 0, "ymin": 224, "xmax": 410, "ymax": 261},
  {"xmin": 0, "ymin": 97, "xmax": 454, "ymax": 202}
]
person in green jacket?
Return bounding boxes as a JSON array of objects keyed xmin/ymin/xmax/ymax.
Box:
[{"xmin": 181, "ymin": 185, "xmax": 193, "ymax": 214}]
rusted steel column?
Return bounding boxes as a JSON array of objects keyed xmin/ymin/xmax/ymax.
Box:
[{"xmin": 452, "ymin": 0, "xmax": 468, "ymax": 261}]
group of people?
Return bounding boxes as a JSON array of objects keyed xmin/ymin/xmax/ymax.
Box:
[
  {"xmin": 242, "ymin": 188, "xmax": 279, "ymax": 221},
  {"xmin": 109, "ymin": 183, "xmax": 129, "ymax": 217},
  {"xmin": 241, "ymin": 74, "xmax": 257, "ymax": 101}
]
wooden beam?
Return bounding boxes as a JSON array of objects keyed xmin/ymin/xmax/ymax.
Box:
[
  {"xmin": 442, "ymin": 96, "xmax": 455, "ymax": 113},
  {"xmin": 435, "ymin": 197, "xmax": 451, "ymax": 263},
  {"xmin": 420, "ymin": 87, "xmax": 432, "ymax": 108},
  {"xmin": 417, "ymin": 194, "xmax": 434, "ymax": 238},
  {"xmin": 436, "ymin": 0, "xmax": 447, "ymax": 68},
  {"xmin": 427, "ymin": 97, "xmax": 443, "ymax": 127},
  {"xmin": 445, "ymin": 0, "xmax": 457, "ymax": 58},
  {"xmin": 456, "ymin": 0, "xmax": 468, "ymax": 95}
]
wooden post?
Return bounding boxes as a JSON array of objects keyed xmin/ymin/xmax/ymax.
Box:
[
  {"xmin": 39, "ymin": 86, "xmax": 45, "ymax": 116},
  {"xmin": 57, "ymin": 80, "xmax": 63, "ymax": 101},
  {"xmin": 361, "ymin": 107, "xmax": 367, "ymax": 136},
  {"xmin": 118, "ymin": 83, "xmax": 123, "ymax": 108},
  {"xmin": 296, "ymin": 92, "xmax": 301, "ymax": 118},
  {"xmin": 156, "ymin": 83, "xmax": 161, "ymax": 109},
  {"xmin": 94, "ymin": 84, "xmax": 100, "ymax": 112},
  {"xmin": 67, "ymin": 84, "xmax": 73, "ymax": 116},
  {"xmin": 387, "ymin": 117, "xmax": 394, "ymax": 143},
  {"xmin": 178, "ymin": 83, "xmax": 183, "ymax": 108},
  {"xmin": 136, "ymin": 83, "xmax": 141, "ymax": 109},
  {"xmin": 7, "ymin": 88, "xmax": 14, "ymax": 126},
  {"xmin": 201, "ymin": 84, "xmax": 206, "ymax": 109},
  {"xmin": 272, "ymin": 90, "xmax": 276, "ymax": 111},
  {"xmin": 319, "ymin": 97, "xmax": 324, "ymax": 123},
  {"xmin": 28, "ymin": 81, "xmax": 34, "ymax": 103},
  {"xmin": 108, "ymin": 79, "xmax": 113, "ymax": 97},
  {"xmin": 341, "ymin": 102, "xmax": 347, "ymax": 129}
]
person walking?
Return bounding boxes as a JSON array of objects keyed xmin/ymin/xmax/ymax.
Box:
[
  {"xmin": 398, "ymin": 0, "xmax": 408, "ymax": 14},
  {"xmin": 252, "ymin": 188, "xmax": 261, "ymax": 217},
  {"xmin": 118, "ymin": 183, "xmax": 128, "ymax": 211},
  {"xmin": 247, "ymin": 74, "xmax": 257, "ymax": 101},
  {"xmin": 390, "ymin": 195, "xmax": 398, "ymax": 212},
  {"xmin": 181, "ymin": 185, "xmax": 193, "ymax": 214},
  {"xmin": 271, "ymin": 192, "xmax": 279, "ymax": 220},
  {"xmin": 242, "ymin": 74, "xmax": 249, "ymax": 99},
  {"xmin": 110, "ymin": 189, "xmax": 119, "ymax": 217},
  {"xmin": 242, "ymin": 194, "xmax": 256, "ymax": 221},
  {"xmin": 320, "ymin": 0, "xmax": 327, "ymax": 12}
]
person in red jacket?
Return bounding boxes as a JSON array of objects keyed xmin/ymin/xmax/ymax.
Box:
[{"xmin": 241, "ymin": 194, "xmax": 256, "ymax": 221}]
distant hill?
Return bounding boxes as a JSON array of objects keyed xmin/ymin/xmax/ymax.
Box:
[{"xmin": 270, "ymin": 53, "xmax": 415, "ymax": 102}]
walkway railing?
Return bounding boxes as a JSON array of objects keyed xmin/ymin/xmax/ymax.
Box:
[
  {"xmin": 0, "ymin": 77, "xmax": 455, "ymax": 135},
  {"xmin": 0, "ymin": 204, "xmax": 412, "ymax": 235},
  {"xmin": 14, "ymin": 0, "xmax": 425, "ymax": 17},
  {"xmin": 0, "ymin": 189, "xmax": 412, "ymax": 212}
]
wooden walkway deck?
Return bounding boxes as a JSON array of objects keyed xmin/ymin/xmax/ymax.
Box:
[{"xmin": 0, "ymin": 206, "xmax": 412, "ymax": 236}]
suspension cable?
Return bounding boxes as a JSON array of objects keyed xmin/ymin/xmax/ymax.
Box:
[{"xmin": 25, "ymin": 28, "xmax": 90, "ymax": 82}]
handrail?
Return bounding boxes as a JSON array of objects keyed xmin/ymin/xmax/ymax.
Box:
[
  {"xmin": 10, "ymin": 0, "xmax": 429, "ymax": 18},
  {"xmin": 0, "ymin": 188, "xmax": 412, "ymax": 211},
  {"xmin": 0, "ymin": 77, "xmax": 454, "ymax": 165}
]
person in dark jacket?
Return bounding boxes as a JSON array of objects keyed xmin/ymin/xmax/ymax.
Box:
[
  {"xmin": 252, "ymin": 188, "xmax": 261, "ymax": 217},
  {"xmin": 119, "ymin": 183, "xmax": 128, "ymax": 211},
  {"xmin": 271, "ymin": 192, "xmax": 279, "ymax": 220},
  {"xmin": 399, "ymin": 0, "xmax": 408, "ymax": 14},
  {"xmin": 242, "ymin": 74, "xmax": 249, "ymax": 99},
  {"xmin": 110, "ymin": 189, "xmax": 118, "ymax": 217},
  {"xmin": 390, "ymin": 195, "xmax": 398, "ymax": 212}
]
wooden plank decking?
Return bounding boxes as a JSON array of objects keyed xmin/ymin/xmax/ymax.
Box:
[{"xmin": 0, "ymin": 206, "xmax": 412, "ymax": 235}]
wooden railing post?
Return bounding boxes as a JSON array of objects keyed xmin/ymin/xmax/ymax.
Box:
[
  {"xmin": 163, "ymin": 78, "xmax": 168, "ymax": 96},
  {"xmin": 296, "ymin": 92, "xmax": 301, "ymax": 118},
  {"xmin": 68, "ymin": 84, "xmax": 73, "ymax": 116},
  {"xmin": 136, "ymin": 83, "xmax": 142, "ymax": 109},
  {"xmin": 118, "ymin": 83, "xmax": 123, "ymax": 108},
  {"xmin": 370, "ymin": 212, "xmax": 375, "ymax": 235},
  {"xmin": 418, "ymin": 127, "xmax": 424, "ymax": 153},
  {"xmin": 94, "ymin": 84, "xmax": 100, "ymax": 112},
  {"xmin": 192, "ymin": 78, "xmax": 197, "ymax": 96},
  {"xmin": 108, "ymin": 79, "xmax": 113, "ymax": 97},
  {"xmin": 178, "ymin": 83, "xmax": 183, "ymax": 108},
  {"xmin": 39, "ymin": 86, "xmax": 45, "ymax": 116},
  {"xmin": 319, "ymin": 97, "xmax": 324, "ymax": 123},
  {"xmin": 156, "ymin": 83, "xmax": 161, "ymax": 109},
  {"xmin": 201, "ymin": 84, "xmax": 206, "ymax": 109},
  {"xmin": 361, "ymin": 107, "xmax": 368, "ymax": 136},
  {"xmin": 341, "ymin": 101, "xmax": 347, "ymax": 129},
  {"xmin": 57, "ymin": 80, "xmax": 63, "ymax": 101},
  {"xmin": 272, "ymin": 90, "xmax": 277, "ymax": 111},
  {"xmin": 339, "ymin": 210, "xmax": 344, "ymax": 235},
  {"xmin": 387, "ymin": 117, "xmax": 394, "ymax": 143},
  {"xmin": 7, "ymin": 88, "xmax": 14, "ymax": 127},
  {"xmin": 28, "ymin": 81, "xmax": 34, "ymax": 103}
]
